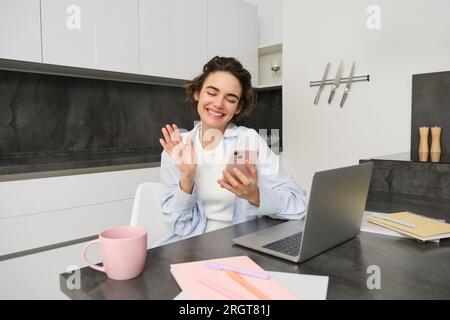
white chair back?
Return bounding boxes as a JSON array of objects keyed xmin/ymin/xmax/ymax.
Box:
[{"xmin": 130, "ymin": 182, "xmax": 170, "ymax": 248}]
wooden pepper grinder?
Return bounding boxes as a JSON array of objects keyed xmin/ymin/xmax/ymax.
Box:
[
  {"xmin": 430, "ymin": 126, "xmax": 442, "ymax": 163},
  {"xmin": 419, "ymin": 127, "xmax": 429, "ymax": 162}
]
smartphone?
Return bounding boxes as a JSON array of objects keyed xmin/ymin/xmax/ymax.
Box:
[{"xmin": 224, "ymin": 150, "xmax": 258, "ymax": 182}]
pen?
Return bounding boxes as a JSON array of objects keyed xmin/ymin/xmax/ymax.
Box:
[
  {"xmin": 226, "ymin": 270, "xmax": 271, "ymax": 300},
  {"xmin": 197, "ymin": 275, "xmax": 246, "ymax": 300},
  {"xmin": 371, "ymin": 213, "xmax": 416, "ymax": 228},
  {"xmin": 204, "ymin": 261, "xmax": 270, "ymax": 280}
]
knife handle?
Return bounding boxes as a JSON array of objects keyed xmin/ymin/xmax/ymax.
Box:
[
  {"xmin": 314, "ymin": 87, "xmax": 323, "ymax": 105},
  {"xmin": 328, "ymin": 87, "xmax": 336, "ymax": 104},
  {"xmin": 340, "ymin": 92, "xmax": 348, "ymax": 108}
]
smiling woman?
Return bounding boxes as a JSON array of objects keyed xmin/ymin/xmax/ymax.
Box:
[
  {"xmin": 158, "ymin": 56, "xmax": 307, "ymax": 244},
  {"xmin": 187, "ymin": 56, "xmax": 255, "ymax": 127}
]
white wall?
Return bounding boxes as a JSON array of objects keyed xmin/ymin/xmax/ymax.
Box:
[
  {"xmin": 283, "ymin": 0, "xmax": 450, "ymax": 192},
  {"xmin": 245, "ymin": 0, "xmax": 282, "ymax": 45}
]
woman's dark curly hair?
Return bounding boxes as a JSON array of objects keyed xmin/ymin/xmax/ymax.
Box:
[{"xmin": 186, "ymin": 56, "xmax": 254, "ymax": 121}]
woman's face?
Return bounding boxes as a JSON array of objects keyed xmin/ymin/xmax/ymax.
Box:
[{"xmin": 194, "ymin": 71, "xmax": 242, "ymax": 131}]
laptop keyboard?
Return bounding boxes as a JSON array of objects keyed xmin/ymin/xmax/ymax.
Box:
[{"xmin": 262, "ymin": 232, "xmax": 302, "ymax": 257}]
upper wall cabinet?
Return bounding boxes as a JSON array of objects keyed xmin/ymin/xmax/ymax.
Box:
[
  {"xmin": 1, "ymin": 0, "xmax": 258, "ymax": 82},
  {"xmin": 139, "ymin": 0, "xmax": 207, "ymax": 80},
  {"xmin": 207, "ymin": 0, "xmax": 258, "ymax": 86},
  {"xmin": 0, "ymin": 0, "xmax": 42, "ymax": 63},
  {"xmin": 40, "ymin": 0, "xmax": 139, "ymax": 74}
]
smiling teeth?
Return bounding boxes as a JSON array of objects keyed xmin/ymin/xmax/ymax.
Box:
[{"xmin": 208, "ymin": 109, "xmax": 224, "ymax": 117}]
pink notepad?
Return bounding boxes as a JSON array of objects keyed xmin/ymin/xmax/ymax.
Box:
[{"xmin": 170, "ymin": 256, "xmax": 297, "ymax": 300}]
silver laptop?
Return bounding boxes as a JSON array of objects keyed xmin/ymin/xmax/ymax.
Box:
[{"xmin": 232, "ymin": 162, "xmax": 373, "ymax": 263}]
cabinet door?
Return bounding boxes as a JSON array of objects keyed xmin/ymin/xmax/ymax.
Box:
[
  {"xmin": 0, "ymin": 167, "xmax": 160, "ymax": 256},
  {"xmin": 207, "ymin": 0, "xmax": 258, "ymax": 86},
  {"xmin": 0, "ymin": 0, "xmax": 42, "ymax": 62},
  {"xmin": 41, "ymin": 0, "xmax": 139, "ymax": 73},
  {"xmin": 139, "ymin": 0, "xmax": 207, "ymax": 80}
]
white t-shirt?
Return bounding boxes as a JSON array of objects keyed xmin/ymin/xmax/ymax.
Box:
[{"xmin": 194, "ymin": 127, "xmax": 235, "ymax": 233}]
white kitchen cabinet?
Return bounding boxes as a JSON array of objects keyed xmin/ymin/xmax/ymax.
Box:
[
  {"xmin": 0, "ymin": 240, "xmax": 100, "ymax": 299},
  {"xmin": 207, "ymin": 0, "xmax": 258, "ymax": 86},
  {"xmin": 0, "ymin": 167, "xmax": 160, "ymax": 256},
  {"xmin": 139, "ymin": 0, "xmax": 207, "ymax": 80},
  {"xmin": 1, "ymin": 0, "xmax": 258, "ymax": 83},
  {"xmin": 0, "ymin": 200, "xmax": 132, "ymax": 256},
  {"xmin": 0, "ymin": 0, "xmax": 42, "ymax": 63},
  {"xmin": 40, "ymin": 0, "xmax": 139, "ymax": 73}
]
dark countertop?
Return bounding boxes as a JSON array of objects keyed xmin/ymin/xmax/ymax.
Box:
[
  {"xmin": 366, "ymin": 191, "xmax": 450, "ymax": 221},
  {"xmin": 60, "ymin": 194, "xmax": 450, "ymax": 300},
  {"xmin": 363, "ymin": 152, "xmax": 450, "ymax": 164},
  {"xmin": 0, "ymin": 148, "xmax": 162, "ymax": 177},
  {"xmin": 364, "ymin": 152, "xmax": 412, "ymax": 162}
]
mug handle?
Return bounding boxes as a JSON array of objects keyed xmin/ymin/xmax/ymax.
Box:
[{"xmin": 82, "ymin": 239, "xmax": 106, "ymax": 273}]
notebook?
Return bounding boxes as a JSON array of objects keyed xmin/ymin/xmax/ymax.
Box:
[
  {"xmin": 173, "ymin": 271, "xmax": 329, "ymax": 300},
  {"xmin": 367, "ymin": 211, "xmax": 450, "ymax": 241},
  {"xmin": 362, "ymin": 211, "xmax": 408, "ymax": 238},
  {"xmin": 170, "ymin": 256, "xmax": 298, "ymax": 300}
]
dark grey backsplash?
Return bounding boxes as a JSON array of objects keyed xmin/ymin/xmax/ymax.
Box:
[
  {"xmin": 360, "ymin": 156, "xmax": 450, "ymax": 200},
  {"xmin": 236, "ymin": 88, "xmax": 282, "ymax": 151},
  {"xmin": 0, "ymin": 69, "xmax": 282, "ymax": 159},
  {"xmin": 411, "ymin": 71, "xmax": 450, "ymax": 163}
]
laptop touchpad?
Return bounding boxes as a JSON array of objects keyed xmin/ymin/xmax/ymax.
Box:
[{"xmin": 252, "ymin": 220, "xmax": 303, "ymax": 241}]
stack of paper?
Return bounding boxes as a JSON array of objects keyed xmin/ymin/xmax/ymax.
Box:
[
  {"xmin": 170, "ymin": 256, "xmax": 329, "ymax": 300},
  {"xmin": 173, "ymin": 271, "xmax": 329, "ymax": 300},
  {"xmin": 362, "ymin": 211, "xmax": 407, "ymax": 238},
  {"xmin": 368, "ymin": 211, "xmax": 450, "ymax": 242}
]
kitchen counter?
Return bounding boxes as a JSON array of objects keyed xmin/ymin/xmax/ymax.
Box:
[
  {"xmin": 360, "ymin": 152, "xmax": 450, "ymax": 200},
  {"xmin": 365, "ymin": 151, "xmax": 450, "ymax": 164},
  {"xmin": 0, "ymin": 148, "xmax": 161, "ymax": 181},
  {"xmin": 60, "ymin": 190, "xmax": 450, "ymax": 300},
  {"xmin": 365, "ymin": 191, "xmax": 450, "ymax": 221},
  {"xmin": 56, "ymin": 157, "xmax": 450, "ymax": 300}
]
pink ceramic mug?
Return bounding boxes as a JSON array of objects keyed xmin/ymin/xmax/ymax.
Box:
[{"xmin": 82, "ymin": 226, "xmax": 147, "ymax": 280}]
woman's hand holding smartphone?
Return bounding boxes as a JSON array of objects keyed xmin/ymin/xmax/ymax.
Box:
[
  {"xmin": 159, "ymin": 124, "xmax": 196, "ymax": 194},
  {"xmin": 224, "ymin": 150, "xmax": 253, "ymax": 181},
  {"xmin": 217, "ymin": 150, "xmax": 260, "ymax": 206}
]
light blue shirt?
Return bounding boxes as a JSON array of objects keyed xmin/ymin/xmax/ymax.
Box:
[{"xmin": 158, "ymin": 122, "xmax": 307, "ymax": 245}]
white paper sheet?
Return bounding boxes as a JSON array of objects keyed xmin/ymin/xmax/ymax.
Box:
[
  {"xmin": 362, "ymin": 211, "xmax": 441, "ymax": 243},
  {"xmin": 361, "ymin": 211, "xmax": 407, "ymax": 238},
  {"xmin": 173, "ymin": 271, "xmax": 329, "ymax": 300}
]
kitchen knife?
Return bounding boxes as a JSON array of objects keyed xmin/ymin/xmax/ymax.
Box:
[
  {"xmin": 314, "ymin": 62, "xmax": 331, "ymax": 105},
  {"xmin": 340, "ymin": 62, "xmax": 355, "ymax": 108},
  {"xmin": 328, "ymin": 60, "xmax": 344, "ymax": 104}
]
